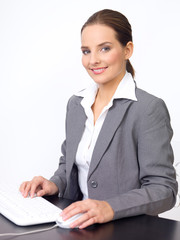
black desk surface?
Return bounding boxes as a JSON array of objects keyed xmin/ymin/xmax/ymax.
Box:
[{"xmin": 0, "ymin": 195, "xmax": 180, "ymax": 240}]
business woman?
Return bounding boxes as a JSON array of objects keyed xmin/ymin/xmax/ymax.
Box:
[{"xmin": 20, "ymin": 9, "xmax": 178, "ymax": 229}]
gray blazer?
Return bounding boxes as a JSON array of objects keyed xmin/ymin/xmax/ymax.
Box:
[{"xmin": 50, "ymin": 87, "xmax": 178, "ymax": 220}]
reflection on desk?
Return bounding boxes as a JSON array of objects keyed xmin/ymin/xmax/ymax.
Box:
[{"xmin": 0, "ymin": 196, "xmax": 180, "ymax": 240}]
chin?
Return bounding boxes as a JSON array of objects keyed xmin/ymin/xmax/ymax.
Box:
[{"xmin": 88, "ymin": 74, "xmax": 108, "ymax": 84}]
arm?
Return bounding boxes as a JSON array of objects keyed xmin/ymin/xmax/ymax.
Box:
[
  {"xmin": 49, "ymin": 140, "xmax": 67, "ymax": 197},
  {"xmin": 20, "ymin": 100, "xmax": 69, "ymax": 198},
  {"xmin": 106, "ymin": 98, "xmax": 178, "ymax": 219},
  {"xmin": 49, "ymin": 96, "xmax": 73, "ymax": 196}
]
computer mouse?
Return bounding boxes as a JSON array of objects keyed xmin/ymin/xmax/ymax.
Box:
[{"xmin": 56, "ymin": 213, "xmax": 83, "ymax": 229}]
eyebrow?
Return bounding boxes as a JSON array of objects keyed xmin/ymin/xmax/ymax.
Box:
[{"xmin": 81, "ymin": 41, "xmax": 112, "ymax": 49}]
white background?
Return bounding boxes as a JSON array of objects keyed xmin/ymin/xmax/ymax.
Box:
[{"xmin": 0, "ymin": 0, "xmax": 180, "ymax": 219}]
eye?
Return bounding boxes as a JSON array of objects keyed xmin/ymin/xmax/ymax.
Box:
[
  {"xmin": 101, "ymin": 46, "xmax": 111, "ymax": 52},
  {"xmin": 82, "ymin": 49, "xmax": 90, "ymax": 55}
]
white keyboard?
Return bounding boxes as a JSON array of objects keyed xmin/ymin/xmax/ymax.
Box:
[{"xmin": 0, "ymin": 183, "xmax": 62, "ymax": 226}]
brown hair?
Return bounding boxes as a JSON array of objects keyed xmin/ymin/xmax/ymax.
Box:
[{"xmin": 81, "ymin": 9, "xmax": 135, "ymax": 78}]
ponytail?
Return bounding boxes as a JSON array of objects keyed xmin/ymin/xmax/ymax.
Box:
[{"xmin": 126, "ymin": 59, "xmax": 135, "ymax": 78}]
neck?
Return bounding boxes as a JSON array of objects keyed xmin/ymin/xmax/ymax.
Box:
[{"xmin": 96, "ymin": 71, "xmax": 126, "ymax": 105}]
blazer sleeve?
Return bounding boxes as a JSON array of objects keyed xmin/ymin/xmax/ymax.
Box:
[
  {"xmin": 49, "ymin": 139, "xmax": 67, "ymax": 196},
  {"xmin": 106, "ymin": 98, "xmax": 178, "ymax": 220},
  {"xmin": 49, "ymin": 98, "xmax": 71, "ymax": 196}
]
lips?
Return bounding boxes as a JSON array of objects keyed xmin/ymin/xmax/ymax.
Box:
[{"xmin": 90, "ymin": 67, "xmax": 107, "ymax": 75}]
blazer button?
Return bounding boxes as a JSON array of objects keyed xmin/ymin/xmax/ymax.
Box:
[{"xmin": 91, "ymin": 180, "xmax": 98, "ymax": 188}]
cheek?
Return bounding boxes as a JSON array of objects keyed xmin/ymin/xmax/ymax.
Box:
[
  {"xmin": 107, "ymin": 52, "xmax": 123, "ymax": 65},
  {"xmin": 82, "ymin": 56, "xmax": 88, "ymax": 69}
]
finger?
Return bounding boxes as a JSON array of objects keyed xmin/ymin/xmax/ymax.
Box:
[
  {"xmin": 28, "ymin": 176, "xmax": 44, "ymax": 198},
  {"xmin": 29, "ymin": 183, "xmax": 39, "ymax": 198},
  {"xmin": 62, "ymin": 207, "xmax": 81, "ymax": 221},
  {"xmin": 21, "ymin": 182, "xmax": 31, "ymax": 198},
  {"xmin": 70, "ymin": 212, "xmax": 90, "ymax": 228},
  {"xmin": 61, "ymin": 201, "xmax": 87, "ymax": 220},
  {"xmin": 36, "ymin": 189, "xmax": 46, "ymax": 197},
  {"xmin": 19, "ymin": 182, "xmax": 27, "ymax": 193},
  {"xmin": 78, "ymin": 216, "xmax": 97, "ymax": 229},
  {"xmin": 61, "ymin": 202, "xmax": 80, "ymax": 216},
  {"xmin": 70, "ymin": 211, "xmax": 96, "ymax": 229}
]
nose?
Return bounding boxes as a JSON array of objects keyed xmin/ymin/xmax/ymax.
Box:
[{"xmin": 89, "ymin": 52, "xmax": 100, "ymax": 65}]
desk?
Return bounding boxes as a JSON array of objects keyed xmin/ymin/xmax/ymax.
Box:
[{"xmin": 0, "ymin": 196, "xmax": 180, "ymax": 240}]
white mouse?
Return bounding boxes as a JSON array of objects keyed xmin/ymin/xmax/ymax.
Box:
[{"xmin": 56, "ymin": 213, "xmax": 83, "ymax": 229}]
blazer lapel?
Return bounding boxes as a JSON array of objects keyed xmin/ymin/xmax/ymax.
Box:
[{"xmin": 88, "ymin": 99, "xmax": 133, "ymax": 180}]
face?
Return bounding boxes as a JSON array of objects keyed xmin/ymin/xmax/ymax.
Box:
[{"xmin": 81, "ymin": 24, "xmax": 133, "ymax": 86}]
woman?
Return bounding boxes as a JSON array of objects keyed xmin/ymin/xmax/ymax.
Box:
[{"xmin": 20, "ymin": 9, "xmax": 178, "ymax": 229}]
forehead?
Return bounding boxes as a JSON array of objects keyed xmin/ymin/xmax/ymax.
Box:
[{"xmin": 81, "ymin": 24, "xmax": 117, "ymax": 46}]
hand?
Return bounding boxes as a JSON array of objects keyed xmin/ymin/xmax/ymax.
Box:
[
  {"xmin": 60, "ymin": 199, "xmax": 114, "ymax": 229},
  {"xmin": 19, "ymin": 176, "xmax": 59, "ymax": 198}
]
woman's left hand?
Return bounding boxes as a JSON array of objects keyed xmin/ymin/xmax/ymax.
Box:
[{"xmin": 60, "ymin": 199, "xmax": 114, "ymax": 229}]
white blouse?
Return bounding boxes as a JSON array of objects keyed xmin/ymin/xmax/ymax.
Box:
[{"xmin": 75, "ymin": 72, "xmax": 137, "ymax": 199}]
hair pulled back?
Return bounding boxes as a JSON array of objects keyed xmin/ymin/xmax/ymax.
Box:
[{"xmin": 81, "ymin": 9, "xmax": 135, "ymax": 78}]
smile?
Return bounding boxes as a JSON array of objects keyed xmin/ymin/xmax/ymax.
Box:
[{"xmin": 91, "ymin": 67, "xmax": 107, "ymax": 75}]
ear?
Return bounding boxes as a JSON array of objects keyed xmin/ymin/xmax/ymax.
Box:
[{"xmin": 125, "ymin": 41, "xmax": 133, "ymax": 60}]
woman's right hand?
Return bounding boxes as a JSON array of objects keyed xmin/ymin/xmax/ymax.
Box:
[{"xmin": 19, "ymin": 176, "xmax": 59, "ymax": 198}]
